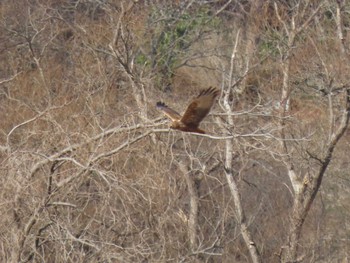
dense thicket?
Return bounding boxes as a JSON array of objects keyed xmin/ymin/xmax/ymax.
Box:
[{"xmin": 1, "ymin": 1, "xmax": 349, "ymax": 262}]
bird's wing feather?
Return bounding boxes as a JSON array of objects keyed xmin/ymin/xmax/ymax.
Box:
[
  {"xmin": 181, "ymin": 87, "xmax": 219, "ymax": 128},
  {"xmin": 156, "ymin": 102, "xmax": 181, "ymax": 121}
]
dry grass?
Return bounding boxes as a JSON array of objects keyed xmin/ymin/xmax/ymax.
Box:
[{"xmin": 1, "ymin": 1, "xmax": 350, "ymax": 262}]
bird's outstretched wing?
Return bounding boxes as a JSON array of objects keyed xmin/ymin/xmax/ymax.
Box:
[
  {"xmin": 180, "ymin": 87, "xmax": 219, "ymax": 128},
  {"xmin": 156, "ymin": 101, "xmax": 182, "ymax": 121}
]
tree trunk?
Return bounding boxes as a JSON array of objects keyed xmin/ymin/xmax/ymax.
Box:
[{"xmin": 178, "ymin": 161, "xmax": 199, "ymax": 251}]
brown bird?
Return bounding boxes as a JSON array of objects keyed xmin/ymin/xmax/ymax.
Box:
[{"xmin": 156, "ymin": 87, "xmax": 220, "ymax": 134}]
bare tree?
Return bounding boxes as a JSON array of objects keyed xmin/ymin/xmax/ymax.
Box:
[
  {"xmin": 1, "ymin": 1, "xmax": 350, "ymax": 262},
  {"xmin": 219, "ymin": 30, "xmax": 262, "ymax": 263},
  {"xmin": 272, "ymin": 0, "xmax": 350, "ymax": 261}
]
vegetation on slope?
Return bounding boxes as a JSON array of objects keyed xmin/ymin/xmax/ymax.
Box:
[{"xmin": 1, "ymin": 1, "xmax": 350, "ymax": 262}]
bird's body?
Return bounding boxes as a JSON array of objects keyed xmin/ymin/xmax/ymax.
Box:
[{"xmin": 156, "ymin": 87, "xmax": 219, "ymax": 134}]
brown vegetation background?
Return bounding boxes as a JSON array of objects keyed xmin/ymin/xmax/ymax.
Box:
[{"xmin": 1, "ymin": 0, "xmax": 350, "ymax": 262}]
